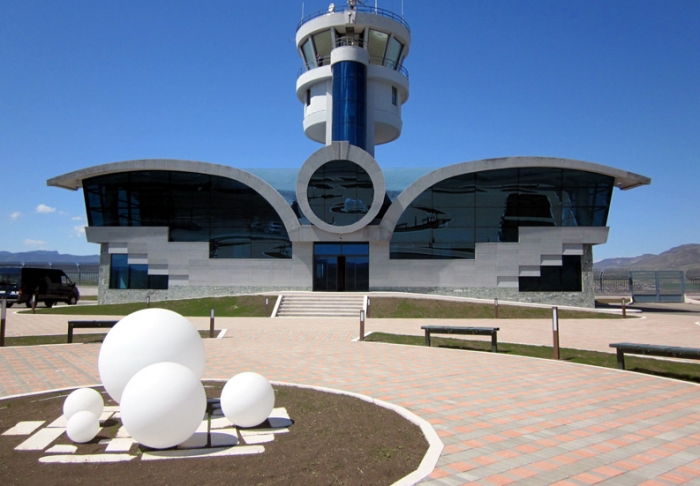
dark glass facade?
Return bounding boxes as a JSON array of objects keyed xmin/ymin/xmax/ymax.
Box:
[
  {"xmin": 390, "ymin": 168, "xmax": 613, "ymax": 260},
  {"xmin": 332, "ymin": 61, "xmax": 367, "ymax": 150},
  {"xmin": 313, "ymin": 243, "xmax": 369, "ymax": 291},
  {"xmin": 519, "ymin": 256, "xmax": 582, "ymax": 292},
  {"xmin": 307, "ymin": 160, "xmax": 374, "ymax": 226},
  {"xmin": 83, "ymin": 171, "xmax": 292, "ymax": 259},
  {"xmin": 109, "ymin": 254, "xmax": 169, "ymax": 290}
]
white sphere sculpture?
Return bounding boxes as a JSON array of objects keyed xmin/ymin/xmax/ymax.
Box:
[
  {"xmin": 120, "ymin": 362, "xmax": 206, "ymax": 449},
  {"xmin": 98, "ymin": 308, "xmax": 205, "ymax": 403},
  {"xmin": 221, "ymin": 372, "xmax": 275, "ymax": 428},
  {"xmin": 66, "ymin": 411, "xmax": 100, "ymax": 443},
  {"xmin": 63, "ymin": 387, "xmax": 104, "ymax": 420}
]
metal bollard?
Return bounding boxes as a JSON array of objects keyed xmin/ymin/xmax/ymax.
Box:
[
  {"xmin": 209, "ymin": 308, "xmax": 215, "ymax": 338},
  {"xmin": 494, "ymin": 298, "xmax": 499, "ymax": 318},
  {"xmin": 621, "ymin": 298, "xmax": 627, "ymax": 318},
  {"xmin": 359, "ymin": 310, "xmax": 365, "ymax": 341},
  {"xmin": 552, "ymin": 306, "xmax": 560, "ymax": 360},
  {"xmin": 146, "ymin": 295, "xmax": 150, "ymax": 308},
  {"xmin": 0, "ymin": 298, "xmax": 6, "ymax": 347},
  {"xmin": 265, "ymin": 297, "xmax": 269, "ymax": 316}
]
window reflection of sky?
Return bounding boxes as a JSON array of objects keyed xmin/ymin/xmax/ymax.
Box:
[
  {"xmin": 307, "ymin": 160, "xmax": 374, "ymax": 226},
  {"xmin": 390, "ymin": 169, "xmax": 613, "ymax": 260},
  {"xmin": 83, "ymin": 171, "xmax": 292, "ymax": 260}
]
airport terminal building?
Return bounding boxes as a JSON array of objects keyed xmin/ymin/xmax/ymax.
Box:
[{"xmin": 48, "ymin": 5, "xmax": 650, "ymax": 307}]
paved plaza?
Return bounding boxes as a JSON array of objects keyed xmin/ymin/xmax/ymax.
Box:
[{"xmin": 2, "ymin": 300, "xmax": 700, "ymax": 484}]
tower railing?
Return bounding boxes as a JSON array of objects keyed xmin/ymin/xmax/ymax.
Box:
[
  {"xmin": 298, "ymin": 55, "xmax": 409, "ymax": 78},
  {"xmin": 297, "ymin": 5, "xmax": 410, "ymax": 32}
]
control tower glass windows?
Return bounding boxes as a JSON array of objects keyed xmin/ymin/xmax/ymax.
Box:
[
  {"xmin": 368, "ymin": 29, "xmax": 389, "ymax": 66},
  {"xmin": 384, "ymin": 37, "xmax": 404, "ymax": 69},
  {"xmin": 332, "ymin": 61, "xmax": 368, "ymax": 150},
  {"xmin": 313, "ymin": 30, "xmax": 332, "ymax": 66},
  {"xmin": 301, "ymin": 38, "xmax": 315, "ymax": 69}
]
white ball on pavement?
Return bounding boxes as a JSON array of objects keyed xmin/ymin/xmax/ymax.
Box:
[
  {"xmin": 63, "ymin": 387, "xmax": 104, "ymax": 420},
  {"xmin": 221, "ymin": 372, "xmax": 275, "ymax": 428},
  {"xmin": 66, "ymin": 410, "xmax": 100, "ymax": 443},
  {"xmin": 98, "ymin": 308, "xmax": 205, "ymax": 403},
  {"xmin": 119, "ymin": 361, "xmax": 206, "ymax": 449}
]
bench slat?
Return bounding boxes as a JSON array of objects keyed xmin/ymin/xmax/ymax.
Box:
[
  {"xmin": 422, "ymin": 326, "xmax": 499, "ymax": 352},
  {"xmin": 609, "ymin": 342, "xmax": 700, "ymax": 370},
  {"xmin": 67, "ymin": 320, "xmax": 119, "ymax": 343}
]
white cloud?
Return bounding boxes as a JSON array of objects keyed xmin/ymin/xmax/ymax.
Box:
[
  {"xmin": 10, "ymin": 211, "xmax": 21, "ymax": 221},
  {"xmin": 71, "ymin": 226, "xmax": 86, "ymax": 237},
  {"xmin": 71, "ymin": 216, "xmax": 83, "ymax": 221},
  {"xmin": 36, "ymin": 204, "xmax": 56, "ymax": 214},
  {"xmin": 24, "ymin": 239, "xmax": 46, "ymax": 246}
]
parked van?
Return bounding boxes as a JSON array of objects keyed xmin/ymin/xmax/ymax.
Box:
[{"xmin": 0, "ymin": 267, "xmax": 80, "ymax": 308}]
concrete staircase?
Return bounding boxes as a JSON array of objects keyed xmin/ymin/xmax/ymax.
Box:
[{"xmin": 274, "ymin": 293, "xmax": 365, "ymax": 317}]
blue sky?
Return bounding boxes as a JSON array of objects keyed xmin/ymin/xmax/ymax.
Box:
[{"xmin": 2, "ymin": 0, "xmax": 698, "ymax": 261}]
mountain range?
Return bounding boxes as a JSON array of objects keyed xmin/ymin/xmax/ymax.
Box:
[
  {"xmin": 594, "ymin": 244, "xmax": 700, "ymax": 270},
  {"xmin": 0, "ymin": 250, "xmax": 99, "ymax": 264}
]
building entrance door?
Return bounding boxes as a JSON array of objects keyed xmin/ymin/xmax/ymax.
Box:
[{"xmin": 313, "ymin": 243, "xmax": 369, "ymax": 291}]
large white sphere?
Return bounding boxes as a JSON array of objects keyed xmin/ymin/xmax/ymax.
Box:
[
  {"xmin": 98, "ymin": 308, "xmax": 205, "ymax": 403},
  {"xmin": 63, "ymin": 387, "xmax": 104, "ymax": 420},
  {"xmin": 66, "ymin": 410, "xmax": 100, "ymax": 443},
  {"xmin": 120, "ymin": 362, "xmax": 206, "ymax": 449},
  {"xmin": 221, "ymin": 372, "xmax": 275, "ymax": 428}
]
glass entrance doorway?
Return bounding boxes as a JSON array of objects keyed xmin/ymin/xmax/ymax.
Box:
[{"xmin": 313, "ymin": 243, "xmax": 369, "ymax": 291}]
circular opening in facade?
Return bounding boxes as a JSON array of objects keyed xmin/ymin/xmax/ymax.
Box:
[{"xmin": 307, "ymin": 160, "xmax": 374, "ymax": 227}]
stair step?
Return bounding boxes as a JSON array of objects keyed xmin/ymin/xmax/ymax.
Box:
[{"xmin": 275, "ymin": 293, "xmax": 366, "ymax": 317}]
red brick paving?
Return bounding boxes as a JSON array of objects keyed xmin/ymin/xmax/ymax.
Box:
[{"xmin": 2, "ymin": 304, "xmax": 700, "ymax": 484}]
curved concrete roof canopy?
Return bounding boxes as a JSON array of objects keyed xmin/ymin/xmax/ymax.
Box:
[
  {"xmin": 47, "ymin": 159, "xmax": 301, "ymax": 236},
  {"xmin": 48, "ymin": 156, "xmax": 649, "ymax": 239}
]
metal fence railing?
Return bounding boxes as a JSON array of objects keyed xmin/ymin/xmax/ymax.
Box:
[
  {"xmin": 593, "ymin": 268, "xmax": 700, "ymax": 296},
  {"xmin": 0, "ymin": 262, "xmax": 99, "ymax": 286}
]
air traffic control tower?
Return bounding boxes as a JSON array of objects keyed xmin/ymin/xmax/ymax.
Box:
[
  {"xmin": 48, "ymin": 1, "xmax": 651, "ymax": 306},
  {"xmin": 295, "ymin": 2, "xmax": 410, "ymax": 155}
]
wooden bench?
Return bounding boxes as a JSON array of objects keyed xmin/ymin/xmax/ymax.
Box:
[
  {"xmin": 67, "ymin": 320, "xmax": 119, "ymax": 343},
  {"xmin": 421, "ymin": 325, "xmax": 500, "ymax": 352},
  {"xmin": 609, "ymin": 342, "xmax": 700, "ymax": 370}
]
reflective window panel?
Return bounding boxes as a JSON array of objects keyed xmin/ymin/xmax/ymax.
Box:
[
  {"xmin": 307, "ymin": 160, "xmax": 374, "ymax": 227},
  {"xmin": 84, "ymin": 171, "xmax": 292, "ymax": 260}
]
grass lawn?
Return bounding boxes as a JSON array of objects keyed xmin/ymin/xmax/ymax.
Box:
[
  {"xmin": 22, "ymin": 295, "xmax": 621, "ymax": 319},
  {"xmin": 3, "ymin": 331, "xmax": 219, "ymax": 347},
  {"xmin": 19, "ymin": 295, "xmax": 272, "ymax": 317},
  {"xmin": 368, "ymin": 297, "xmax": 622, "ymax": 319},
  {"xmin": 365, "ymin": 332, "xmax": 700, "ymax": 384}
]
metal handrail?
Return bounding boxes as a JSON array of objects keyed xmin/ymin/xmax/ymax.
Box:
[
  {"xmin": 297, "ymin": 57, "xmax": 409, "ymax": 79},
  {"xmin": 297, "ymin": 5, "xmax": 410, "ymax": 32},
  {"xmin": 335, "ymin": 36, "xmax": 365, "ymax": 48}
]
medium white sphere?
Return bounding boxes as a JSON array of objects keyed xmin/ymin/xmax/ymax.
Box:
[
  {"xmin": 63, "ymin": 387, "xmax": 104, "ymax": 420},
  {"xmin": 98, "ymin": 308, "xmax": 205, "ymax": 403},
  {"xmin": 120, "ymin": 362, "xmax": 206, "ymax": 449},
  {"xmin": 66, "ymin": 410, "xmax": 100, "ymax": 443},
  {"xmin": 221, "ymin": 372, "xmax": 275, "ymax": 428}
]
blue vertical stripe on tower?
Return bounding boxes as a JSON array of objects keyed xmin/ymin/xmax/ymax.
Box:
[{"xmin": 332, "ymin": 61, "xmax": 367, "ymax": 150}]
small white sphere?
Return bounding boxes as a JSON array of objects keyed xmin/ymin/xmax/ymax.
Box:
[
  {"xmin": 120, "ymin": 362, "xmax": 206, "ymax": 449},
  {"xmin": 221, "ymin": 372, "xmax": 275, "ymax": 428},
  {"xmin": 66, "ymin": 410, "xmax": 100, "ymax": 443},
  {"xmin": 98, "ymin": 308, "xmax": 205, "ymax": 403},
  {"xmin": 63, "ymin": 387, "xmax": 104, "ymax": 421}
]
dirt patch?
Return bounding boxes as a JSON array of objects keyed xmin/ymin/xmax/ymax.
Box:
[{"xmin": 0, "ymin": 383, "xmax": 428, "ymax": 486}]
